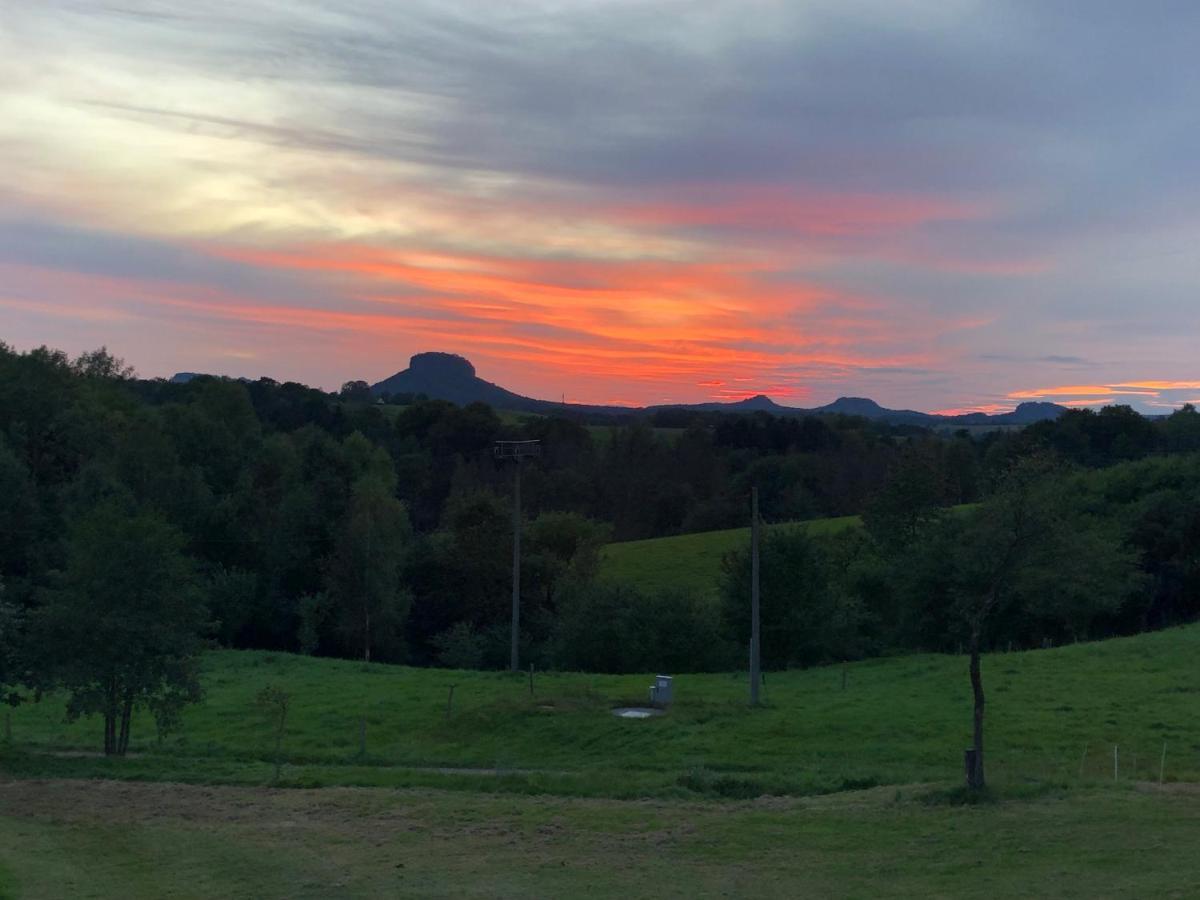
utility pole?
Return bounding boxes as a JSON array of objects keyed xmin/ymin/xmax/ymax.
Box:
[
  {"xmin": 510, "ymin": 455, "xmax": 522, "ymax": 672},
  {"xmin": 494, "ymin": 440, "xmax": 541, "ymax": 672},
  {"xmin": 750, "ymin": 485, "xmax": 761, "ymax": 706}
]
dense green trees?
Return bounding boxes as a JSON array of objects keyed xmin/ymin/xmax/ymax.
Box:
[
  {"xmin": 2, "ymin": 338, "xmax": 1199, "ymax": 749},
  {"xmin": 720, "ymin": 528, "xmax": 864, "ymax": 669},
  {"xmin": 552, "ymin": 582, "xmax": 734, "ymax": 673}
]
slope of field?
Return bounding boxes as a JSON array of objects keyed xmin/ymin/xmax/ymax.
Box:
[
  {"xmin": 3, "ymin": 625, "xmax": 1198, "ymax": 799},
  {"xmin": 600, "ymin": 515, "xmax": 861, "ymax": 595},
  {"xmin": 2, "ymin": 778, "xmax": 1198, "ymax": 899}
]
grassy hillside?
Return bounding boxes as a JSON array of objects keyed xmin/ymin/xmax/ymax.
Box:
[
  {"xmin": 6, "ymin": 628, "xmax": 1200, "ymax": 897},
  {"xmin": 600, "ymin": 515, "xmax": 861, "ymax": 595},
  {"xmin": 4, "ymin": 624, "xmax": 1198, "ymax": 799}
]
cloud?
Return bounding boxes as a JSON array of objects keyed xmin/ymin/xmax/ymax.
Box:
[
  {"xmin": 1008, "ymin": 380, "xmax": 1200, "ymax": 412},
  {"xmin": 2, "ymin": 1, "xmax": 1200, "ymax": 410}
]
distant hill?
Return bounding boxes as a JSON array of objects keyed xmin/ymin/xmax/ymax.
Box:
[
  {"xmin": 369, "ymin": 353, "xmax": 628, "ymax": 417},
  {"xmin": 646, "ymin": 394, "xmax": 1064, "ymax": 427},
  {"xmin": 371, "ymin": 352, "xmax": 543, "ymax": 410},
  {"xmin": 954, "ymin": 402, "xmax": 1066, "ymax": 425},
  {"xmin": 362, "ymin": 351, "xmax": 1069, "ymax": 427}
]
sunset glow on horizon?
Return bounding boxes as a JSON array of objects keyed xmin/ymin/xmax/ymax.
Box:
[{"xmin": 3, "ymin": 2, "xmax": 1199, "ymax": 412}]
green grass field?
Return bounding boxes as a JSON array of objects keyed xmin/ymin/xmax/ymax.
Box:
[
  {"xmin": 600, "ymin": 515, "xmax": 861, "ymax": 595},
  {"xmin": 3, "ymin": 624, "xmax": 1198, "ymax": 797},
  {"xmin": 4, "ymin": 625, "xmax": 1200, "ymax": 896},
  {"xmin": 3, "ymin": 779, "xmax": 1198, "ymax": 898}
]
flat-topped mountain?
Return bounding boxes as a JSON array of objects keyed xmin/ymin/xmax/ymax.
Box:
[
  {"xmin": 371, "ymin": 352, "xmax": 542, "ymax": 410},
  {"xmin": 366, "ymin": 351, "xmax": 1067, "ymax": 427},
  {"xmin": 369, "ymin": 353, "xmax": 629, "ymax": 416}
]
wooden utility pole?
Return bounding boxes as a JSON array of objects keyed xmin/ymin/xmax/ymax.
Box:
[
  {"xmin": 750, "ymin": 486, "xmax": 761, "ymax": 706},
  {"xmin": 494, "ymin": 441, "xmax": 540, "ymax": 673},
  {"xmin": 510, "ymin": 457, "xmax": 522, "ymax": 671}
]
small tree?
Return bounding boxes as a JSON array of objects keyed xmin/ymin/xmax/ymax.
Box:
[
  {"xmin": 37, "ymin": 503, "xmax": 207, "ymax": 755},
  {"xmin": 256, "ymin": 684, "xmax": 290, "ymax": 783},
  {"xmin": 936, "ymin": 460, "xmax": 1134, "ymax": 790}
]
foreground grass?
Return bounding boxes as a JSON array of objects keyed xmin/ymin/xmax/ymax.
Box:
[
  {"xmin": 1, "ymin": 778, "xmax": 1197, "ymax": 898},
  {"xmin": 3, "ymin": 625, "xmax": 1199, "ymax": 798},
  {"xmin": 600, "ymin": 514, "xmax": 861, "ymax": 595}
]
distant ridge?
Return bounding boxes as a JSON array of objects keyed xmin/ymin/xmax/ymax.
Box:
[{"xmin": 367, "ymin": 351, "xmax": 1068, "ymax": 427}]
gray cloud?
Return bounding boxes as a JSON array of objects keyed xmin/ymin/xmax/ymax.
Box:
[{"xmin": 4, "ymin": 0, "xmax": 1200, "ymax": 409}]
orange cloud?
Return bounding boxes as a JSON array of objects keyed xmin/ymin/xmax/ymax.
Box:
[
  {"xmin": 1008, "ymin": 379, "xmax": 1200, "ymax": 409},
  {"xmin": 1060, "ymin": 397, "xmax": 1117, "ymax": 407},
  {"xmin": 1111, "ymin": 381, "xmax": 1200, "ymax": 391},
  {"xmin": 4, "ymin": 250, "xmax": 942, "ymax": 405},
  {"xmin": 204, "ymin": 242, "xmax": 939, "ymax": 388},
  {"xmin": 1009, "ymin": 384, "xmax": 1159, "ymax": 399}
]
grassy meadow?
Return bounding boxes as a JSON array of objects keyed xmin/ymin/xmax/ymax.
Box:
[
  {"xmin": 3, "ymin": 779, "xmax": 1198, "ymax": 899},
  {"xmin": 599, "ymin": 515, "xmax": 862, "ymax": 595},
  {"xmin": 4, "ymin": 625, "xmax": 1200, "ymax": 897},
  {"xmin": 3, "ymin": 624, "xmax": 1198, "ymax": 797}
]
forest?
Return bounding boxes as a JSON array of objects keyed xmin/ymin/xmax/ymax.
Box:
[{"xmin": 2, "ymin": 342, "xmax": 1200, "ymax": 741}]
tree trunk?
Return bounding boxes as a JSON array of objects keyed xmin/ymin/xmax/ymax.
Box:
[
  {"xmin": 272, "ymin": 707, "xmax": 287, "ymax": 783},
  {"xmin": 103, "ymin": 678, "xmax": 118, "ymax": 756},
  {"xmin": 364, "ymin": 604, "xmax": 371, "ymax": 664},
  {"xmin": 117, "ymin": 692, "xmax": 134, "ymax": 756},
  {"xmin": 967, "ymin": 632, "xmax": 986, "ymax": 790}
]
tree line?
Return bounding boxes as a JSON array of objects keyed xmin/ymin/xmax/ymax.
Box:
[{"xmin": 2, "ymin": 341, "xmax": 1199, "ymax": 763}]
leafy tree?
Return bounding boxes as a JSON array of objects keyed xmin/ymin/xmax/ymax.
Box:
[
  {"xmin": 0, "ymin": 435, "xmax": 39, "ymax": 581},
  {"xmin": 524, "ymin": 511, "xmax": 610, "ymax": 610},
  {"xmin": 1163, "ymin": 404, "xmax": 1200, "ymax": 453},
  {"xmin": 552, "ymin": 581, "xmax": 733, "ymax": 673},
  {"xmin": 0, "ymin": 578, "xmax": 25, "ymax": 706},
  {"xmin": 325, "ymin": 477, "xmax": 413, "ymax": 662},
  {"xmin": 430, "ymin": 621, "xmax": 486, "ymax": 669},
  {"xmin": 73, "ymin": 347, "xmax": 136, "ymax": 380},
  {"xmin": 37, "ymin": 503, "xmax": 208, "ymax": 755},
  {"xmin": 863, "ymin": 446, "xmax": 947, "ymax": 549},
  {"xmin": 339, "ymin": 380, "xmax": 372, "ymax": 402},
  {"xmin": 296, "ymin": 592, "xmax": 331, "ymax": 656},
  {"xmin": 926, "ymin": 460, "xmax": 1135, "ymax": 790},
  {"xmin": 207, "ymin": 566, "xmax": 261, "ymax": 646},
  {"xmin": 720, "ymin": 527, "xmax": 864, "ymax": 669}
]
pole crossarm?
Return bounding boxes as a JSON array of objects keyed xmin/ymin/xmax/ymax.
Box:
[{"xmin": 493, "ymin": 441, "xmax": 542, "ymax": 460}]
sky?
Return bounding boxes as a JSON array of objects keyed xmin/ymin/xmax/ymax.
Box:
[{"xmin": 2, "ymin": 1, "xmax": 1199, "ymax": 412}]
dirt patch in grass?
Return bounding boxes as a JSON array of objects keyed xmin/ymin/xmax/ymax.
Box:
[
  {"xmin": 1, "ymin": 779, "xmax": 419, "ymax": 835},
  {"xmin": 0, "ymin": 778, "xmax": 695, "ymax": 851}
]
